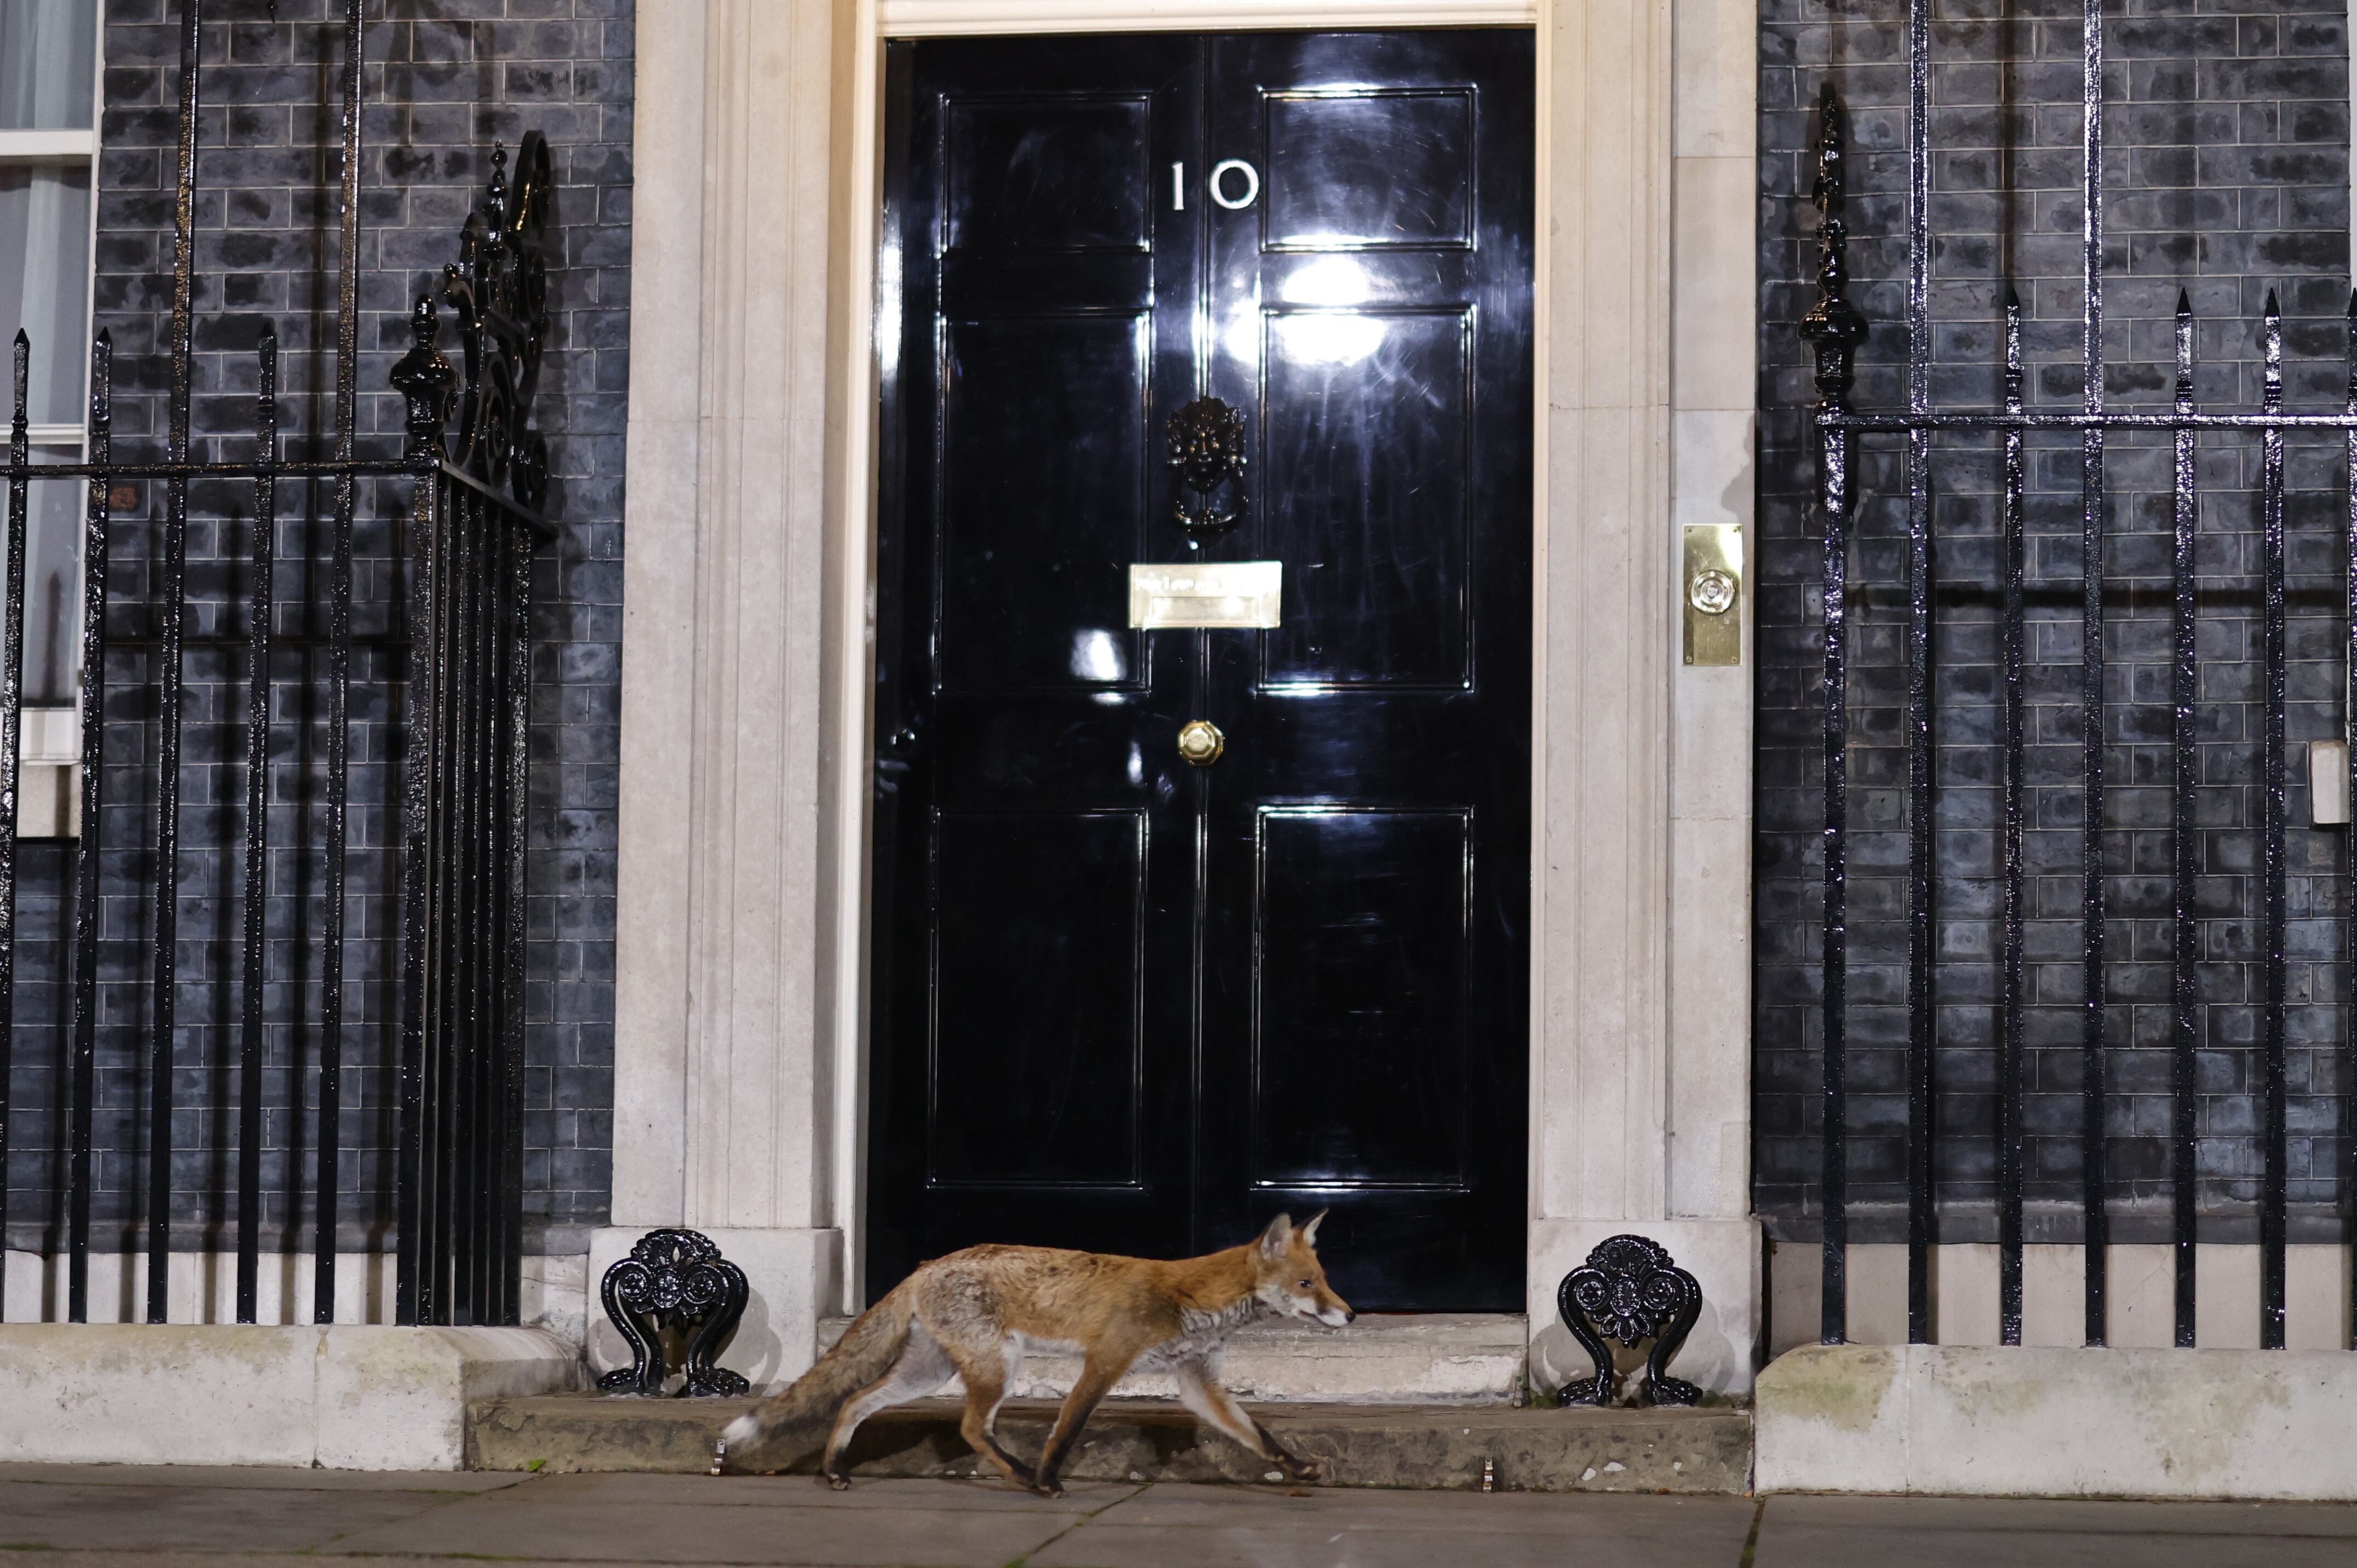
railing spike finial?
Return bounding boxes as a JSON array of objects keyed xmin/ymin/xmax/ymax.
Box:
[
  {"xmin": 256, "ymin": 320, "xmax": 279, "ymax": 430},
  {"xmin": 488, "ymin": 141, "xmax": 510, "ymax": 232},
  {"xmin": 2175, "ymin": 292, "xmax": 2195, "ymax": 410},
  {"xmin": 2263, "ymin": 292, "xmax": 2284, "ymax": 412},
  {"xmin": 390, "ymin": 294, "xmax": 456, "ymax": 462},
  {"xmin": 1800, "ymin": 84, "xmax": 1868, "ymax": 411},
  {"xmin": 2003, "ymin": 290, "xmax": 2024, "ymax": 409}
]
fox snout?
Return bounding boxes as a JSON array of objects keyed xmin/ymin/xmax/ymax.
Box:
[{"xmin": 1298, "ymin": 1279, "xmax": 1353, "ymax": 1327}]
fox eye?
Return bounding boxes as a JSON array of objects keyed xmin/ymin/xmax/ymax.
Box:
[{"xmin": 1298, "ymin": 1277, "xmax": 1313, "ymax": 1289}]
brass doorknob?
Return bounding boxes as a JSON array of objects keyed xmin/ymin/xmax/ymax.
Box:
[{"xmin": 1177, "ymin": 719, "xmax": 1225, "ymax": 766}]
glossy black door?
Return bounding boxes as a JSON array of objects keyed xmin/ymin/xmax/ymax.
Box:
[{"xmin": 870, "ymin": 29, "xmax": 1532, "ymax": 1310}]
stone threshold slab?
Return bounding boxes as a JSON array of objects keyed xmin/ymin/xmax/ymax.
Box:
[
  {"xmin": 1758, "ymin": 1344, "xmax": 2357, "ymax": 1501},
  {"xmin": 469, "ymin": 1392, "xmax": 1752, "ymax": 1493}
]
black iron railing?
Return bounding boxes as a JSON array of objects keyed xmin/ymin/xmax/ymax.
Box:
[
  {"xmin": 0, "ymin": 0, "xmax": 549, "ymax": 1327},
  {"xmin": 1803, "ymin": 0, "xmax": 2357, "ymax": 1351},
  {"xmin": 1801, "ymin": 0, "xmax": 2338, "ymax": 1348}
]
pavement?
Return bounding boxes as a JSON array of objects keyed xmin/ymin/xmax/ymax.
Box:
[{"xmin": 3, "ymin": 1463, "xmax": 2357, "ymax": 1567}]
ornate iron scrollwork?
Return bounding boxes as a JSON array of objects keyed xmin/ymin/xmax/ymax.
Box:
[
  {"xmin": 1168, "ymin": 396, "xmax": 1247, "ymax": 541},
  {"xmin": 1554, "ymin": 1233, "xmax": 1704, "ymax": 1408},
  {"xmin": 598, "ymin": 1228, "xmax": 751, "ymax": 1397},
  {"xmin": 1797, "ymin": 85, "xmax": 1868, "ymax": 412},
  {"xmin": 391, "ymin": 132, "xmax": 553, "ymax": 511}
]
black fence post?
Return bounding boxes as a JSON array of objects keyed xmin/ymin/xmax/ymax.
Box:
[{"xmin": 1801, "ymin": 84, "xmax": 1865, "ymax": 1347}]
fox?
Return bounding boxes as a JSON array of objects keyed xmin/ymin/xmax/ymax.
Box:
[{"xmin": 715, "ymin": 1212, "xmax": 1354, "ymax": 1497}]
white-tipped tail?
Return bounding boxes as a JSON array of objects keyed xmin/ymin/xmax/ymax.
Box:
[{"xmin": 708, "ymin": 1283, "xmax": 917, "ymax": 1468}]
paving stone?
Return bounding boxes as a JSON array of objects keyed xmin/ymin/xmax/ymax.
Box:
[
  {"xmin": 0, "ymin": 1462, "xmax": 521, "ymax": 1491},
  {"xmin": 0, "ymin": 1466, "xmax": 2354, "ymax": 1568},
  {"xmin": 324, "ymin": 1479, "xmax": 1099, "ymax": 1566},
  {"xmin": 0, "ymin": 1478, "xmax": 469, "ymax": 1552},
  {"xmin": 1030, "ymin": 1485, "xmax": 1754, "ymax": 1568},
  {"xmin": 1754, "ymin": 1492, "xmax": 2357, "ymax": 1568}
]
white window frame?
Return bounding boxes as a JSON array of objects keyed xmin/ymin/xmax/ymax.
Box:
[
  {"xmin": 0, "ymin": 3, "xmax": 102, "ymax": 447},
  {"xmin": 0, "ymin": 0, "xmax": 104, "ymax": 826}
]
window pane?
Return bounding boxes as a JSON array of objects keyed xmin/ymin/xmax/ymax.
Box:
[
  {"xmin": 0, "ymin": 163, "xmax": 91, "ymax": 425},
  {"xmin": 0, "ymin": 0, "xmax": 97, "ymax": 130},
  {"xmin": 18, "ymin": 475, "xmax": 79, "ymax": 706}
]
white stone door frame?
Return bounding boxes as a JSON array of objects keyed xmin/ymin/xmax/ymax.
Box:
[{"xmin": 608, "ymin": 0, "xmax": 1761, "ymax": 1393}]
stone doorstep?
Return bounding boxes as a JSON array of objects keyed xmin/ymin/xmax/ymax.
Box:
[
  {"xmin": 466, "ymin": 1392, "xmax": 1752, "ymax": 1494},
  {"xmin": 815, "ymin": 1311, "xmax": 1531, "ymax": 1404}
]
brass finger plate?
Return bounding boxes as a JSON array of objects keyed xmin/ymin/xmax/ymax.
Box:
[
  {"xmin": 1682, "ymin": 523, "xmax": 1743, "ymax": 667},
  {"xmin": 1177, "ymin": 719, "xmax": 1225, "ymax": 766}
]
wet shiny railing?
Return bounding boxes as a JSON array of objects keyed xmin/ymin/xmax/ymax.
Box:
[
  {"xmin": 1802, "ymin": 0, "xmax": 2357, "ymax": 1351},
  {"xmin": 0, "ymin": 0, "xmax": 550, "ymax": 1328}
]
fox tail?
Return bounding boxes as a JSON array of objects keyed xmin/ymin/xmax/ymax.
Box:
[{"xmin": 715, "ymin": 1282, "xmax": 916, "ymax": 1465}]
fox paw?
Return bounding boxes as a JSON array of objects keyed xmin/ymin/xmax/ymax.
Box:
[
  {"xmin": 1280, "ymin": 1455, "xmax": 1325, "ymax": 1483},
  {"xmin": 821, "ymin": 1471, "xmax": 852, "ymax": 1491},
  {"xmin": 1029, "ymin": 1477, "xmax": 1067, "ymax": 1500}
]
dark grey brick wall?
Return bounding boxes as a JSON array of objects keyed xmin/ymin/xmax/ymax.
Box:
[
  {"xmin": 2, "ymin": 0, "xmax": 624, "ymax": 1256},
  {"xmin": 1756, "ymin": 0, "xmax": 2352, "ymax": 1242}
]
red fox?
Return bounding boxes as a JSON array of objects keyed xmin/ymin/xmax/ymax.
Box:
[{"xmin": 716, "ymin": 1212, "xmax": 1354, "ymax": 1496}]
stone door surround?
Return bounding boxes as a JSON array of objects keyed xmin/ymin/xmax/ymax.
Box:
[{"xmin": 610, "ymin": 0, "xmax": 1761, "ymax": 1393}]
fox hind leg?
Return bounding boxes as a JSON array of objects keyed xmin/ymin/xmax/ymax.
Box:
[
  {"xmin": 1172, "ymin": 1360, "xmax": 1324, "ymax": 1483},
  {"xmin": 819, "ymin": 1319, "xmax": 953, "ymax": 1489},
  {"xmin": 942, "ymin": 1337, "xmax": 1038, "ymax": 1491}
]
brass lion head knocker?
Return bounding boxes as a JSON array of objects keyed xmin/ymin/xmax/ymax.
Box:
[{"xmin": 1168, "ymin": 396, "xmax": 1247, "ymax": 542}]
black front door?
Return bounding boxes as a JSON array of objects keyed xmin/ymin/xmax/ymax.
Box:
[{"xmin": 868, "ymin": 28, "xmax": 1533, "ymax": 1311}]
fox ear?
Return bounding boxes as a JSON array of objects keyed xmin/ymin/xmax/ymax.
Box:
[
  {"xmin": 1300, "ymin": 1210, "xmax": 1326, "ymax": 1248},
  {"xmin": 1256, "ymin": 1213, "xmax": 1294, "ymax": 1258}
]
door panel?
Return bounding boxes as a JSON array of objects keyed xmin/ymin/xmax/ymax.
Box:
[
  {"xmin": 939, "ymin": 315, "xmax": 1149, "ymax": 692},
  {"xmin": 1251, "ymin": 808, "xmax": 1471, "ymax": 1190},
  {"xmin": 1263, "ymin": 91, "xmax": 1476, "ymax": 250},
  {"xmin": 928, "ymin": 811, "xmax": 1147, "ymax": 1188},
  {"xmin": 944, "ymin": 97, "xmax": 1155, "ymax": 252},
  {"xmin": 1260, "ymin": 308, "xmax": 1471, "ymax": 688},
  {"xmin": 872, "ymin": 28, "xmax": 1531, "ymax": 1310}
]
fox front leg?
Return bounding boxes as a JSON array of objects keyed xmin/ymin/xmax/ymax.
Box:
[
  {"xmin": 1171, "ymin": 1362, "xmax": 1325, "ymax": 1483},
  {"xmin": 1031, "ymin": 1353, "xmax": 1125, "ymax": 1498},
  {"xmin": 1249, "ymin": 1419, "xmax": 1324, "ymax": 1482}
]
